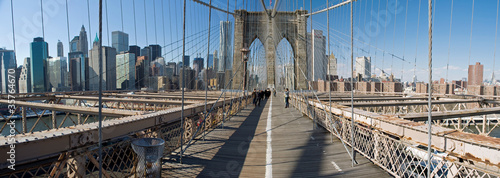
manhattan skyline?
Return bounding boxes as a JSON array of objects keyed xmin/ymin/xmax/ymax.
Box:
[{"xmin": 0, "ymin": 0, "xmax": 499, "ymax": 82}]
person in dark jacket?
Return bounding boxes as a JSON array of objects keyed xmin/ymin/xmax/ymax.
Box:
[
  {"xmin": 284, "ymin": 88, "xmax": 290, "ymax": 108},
  {"xmin": 252, "ymin": 89, "xmax": 258, "ymax": 106}
]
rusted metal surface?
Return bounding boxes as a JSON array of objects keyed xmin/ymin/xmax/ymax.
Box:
[
  {"xmin": 0, "ymin": 94, "xmax": 245, "ymax": 168},
  {"xmin": 0, "ymin": 100, "xmax": 143, "ymax": 117},
  {"xmin": 399, "ymin": 107, "xmax": 500, "ymax": 121},
  {"xmin": 54, "ymin": 95, "xmax": 200, "ymax": 105},
  {"xmin": 339, "ymin": 99, "xmax": 481, "ymax": 107}
]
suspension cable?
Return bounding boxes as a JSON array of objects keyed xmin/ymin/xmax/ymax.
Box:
[
  {"xmin": 144, "ymin": 0, "xmax": 149, "ymax": 45},
  {"xmin": 494, "ymin": 0, "xmax": 499, "ymax": 82},
  {"xmin": 413, "ymin": 0, "xmax": 421, "ymax": 85},
  {"xmin": 401, "ymin": 0, "xmax": 408, "ymax": 81},
  {"xmin": 445, "ymin": 0, "xmax": 454, "ymax": 83},
  {"xmin": 467, "ymin": 0, "xmax": 475, "ymax": 66},
  {"xmin": 153, "ymin": 0, "xmax": 158, "ymax": 44},
  {"xmin": 120, "ymin": 0, "xmax": 124, "ymax": 31},
  {"xmin": 105, "ymin": 0, "xmax": 109, "ymax": 45},
  {"xmin": 180, "ymin": 0, "xmax": 187, "ymax": 164},
  {"xmin": 10, "ymin": 0, "xmax": 16, "ymax": 54},
  {"xmin": 40, "ymin": 0, "xmax": 45, "ymax": 39},
  {"xmin": 133, "ymin": 0, "xmax": 137, "ymax": 44}
]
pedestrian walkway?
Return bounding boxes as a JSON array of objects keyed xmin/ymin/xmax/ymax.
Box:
[{"xmin": 162, "ymin": 96, "xmax": 390, "ymax": 177}]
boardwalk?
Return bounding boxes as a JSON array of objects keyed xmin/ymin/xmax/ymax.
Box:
[{"xmin": 163, "ymin": 96, "xmax": 390, "ymax": 177}]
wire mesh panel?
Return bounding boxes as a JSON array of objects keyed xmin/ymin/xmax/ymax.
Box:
[
  {"xmin": 291, "ymin": 95, "xmax": 500, "ymax": 178},
  {"xmin": 0, "ymin": 95, "xmax": 250, "ymax": 178}
]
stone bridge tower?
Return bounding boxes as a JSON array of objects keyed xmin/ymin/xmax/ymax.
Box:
[{"xmin": 232, "ymin": 10, "xmax": 308, "ymax": 90}]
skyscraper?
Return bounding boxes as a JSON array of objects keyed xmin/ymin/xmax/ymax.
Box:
[
  {"xmin": 149, "ymin": 44, "xmax": 162, "ymax": 62},
  {"xmin": 355, "ymin": 56, "xmax": 371, "ymax": 79},
  {"xmin": 112, "ymin": 31, "xmax": 129, "ymax": 53},
  {"xmin": 219, "ymin": 21, "xmax": 233, "ymax": 72},
  {"xmin": 141, "ymin": 46, "xmax": 151, "ymax": 77},
  {"xmin": 166, "ymin": 62, "xmax": 176, "ymax": 77},
  {"xmin": 89, "ymin": 35, "xmax": 117, "ymax": 91},
  {"xmin": 135, "ymin": 56, "xmax": 148, "ymax": 89},
  {"xmin": 78, "ymin": 25, "xmax": 89, "ymax": 57},
  {"xmin": 306, "ymin": 30, "xmax": 327, "ymax": 81},
  {"xmin": 328, "ymin": 53, "xmax": 337, "ymax": 76},
  {"xmin": 69, "ymin": 36, "xmax": 79, "ymax": 53},
  {"xmin": 19, "ymin": 57, "xmax": 31, "ymax": 93},
  {"xmin": 183, "ymin": 56, "xmax": 190, "ymax": 67},
  {"xmin": 116, "ymin": 52, "xmax": 136, "ymax": 90},
  {"xmin": 129, "ymin": 45, "xmax": 140, "ymax": 61},
  {"xmin": 57, "ymin": 40, "xmax": 64, "ymax": 57},
  {"xmin": 69, "ymin": 51, "xmax": 88, "ymax": 91},
  {"xmin": 193, "ymin": 57, "xmax": 204, "ymax": 78},
  {"xmin": 213, "ymin": 50, "xmax": 219, "ymax": 72},
  {"xmin": 208, "ymin": 54, "xmax": 214, "ymax": 69},
  {"xmin": 47, "ymin": 57, "xmax": 68, "ymax": 91},
  {"xmin": 30, "ymin": 37, "xmax": 49, "ymax": 92},
  {"xmin": 468, "ymin": 62, "xmax": 484, "ymax": 86},
  {"xmin": 0, "ymin": 48, "xmax": 17, "ymax": 94}
]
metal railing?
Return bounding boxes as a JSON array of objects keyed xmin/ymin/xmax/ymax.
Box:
[
  {"xmin": 0, "ymin": 95, "xmax": 251, "ymax": 177},
  {"xmin": 291, "ymin": 93, "xmax": 500, "ymax": 178}
]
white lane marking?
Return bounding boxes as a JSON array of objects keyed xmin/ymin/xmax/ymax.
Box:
[
  {"xmin": 331, "ymin": 161, "xmax": 343, "ymax": 172},
  {"xmin": 310, "ymin": 136, "xmax": 315, "ymax": 140},
  {"xmin": 265, "ymin": 97, "xmax": 273, "ymax": 178}
]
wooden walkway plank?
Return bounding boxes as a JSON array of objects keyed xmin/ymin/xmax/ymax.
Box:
[{"xmin": 163, "ymin": 96, "xmax": 390, "ymax": 177}]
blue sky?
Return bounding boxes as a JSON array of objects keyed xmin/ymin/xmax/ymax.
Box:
[{"xmin": 1, "ymin": 0, "xmax": 499, "ymax": 82}]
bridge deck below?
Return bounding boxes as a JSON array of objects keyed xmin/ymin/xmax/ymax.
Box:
[{"xmin": 163, "ymin": 96, "xmax": 389, "ymax": 177}]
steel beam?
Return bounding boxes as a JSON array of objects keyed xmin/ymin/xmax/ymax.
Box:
[
  {"xmin": 399, "ymin": 107, "xmax": 500, "ymax": 121},
  {"xmin": 339, "ymin": 99, "xmax": 481, "ymax": 107},
  {"xmin": 55, "ymin": 95, "xmax": 200, "ymax": 105},
  {"xmin": 0, "ymin": 100, "xmax": 142, "ymax": 117},
  {"xmin": 0, "ymin": 95, "xmax": 245, "ymax": 167}
]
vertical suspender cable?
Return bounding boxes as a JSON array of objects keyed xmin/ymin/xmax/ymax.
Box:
[
  {"xmin": 65, "ymin": 0, "xmax": 70, "ymax": 48},
  {"xmin": 144, "ymin": 0, "xmax": 149, "ymax": 45},
  {"xmin": 206, "ymin": 0, "xmax": 212, "ymax": 116},
  {"xmin": 120, "ymin": 0, "xmax": 124, "ymax": 31},
  {"xmin": 65, "ymin": 0, "xmax": 70, "ymax": 90},
  {"xmin": 204, "ymin": 0, "xmax": 212, "ymax": 141},
  {"xmin": 391, "ymin": 0, "xmax": 397, "ymax": 75},
  {"xmin": 310, "ymin": 0, "xmax": 312, "ymax": 86},
  {"xmin": 133, "ymin": 0, "xmax": 137, "ymax": 44},
  {"xmin": 327, "ymin": 0, "xmax": 332, "ymax": 141},
  {"xmin": 40, "ymin": 0, "xmax": 45, "ymax": 39},
  {"xmin": 401, "ymin": 0, "xmax": 409, "ymax": 82},
  {"xmin": 98, "ymin": 0, "xmax": 103, "ymax": 177},
  {"xmin": 494, "ymin": 0, "xmax": 500, "ymax": 83},
  {"xmin": 467, "ymin": 0, "xmax": 475, "ymax": 66},
  {"xmin": 350, "ymin": 0, "xmax": 356, "ymax": 167},
  {"xmin": 162, "ymin": 0, "xmax": 166, "ymax": 52},
  {"xmin": 105, "ymin": 0, "xmax": 109, "ymax": 45},
  {"xmin": 180, "ymin": 0, "xmax": 187, "ymax": 164},
  {"xmin": 445, "ymin": 0, "xmax": 454, "ymax": 83},
  {"xmin": 427, "ymin": 0, "xmax": 433, "ymax": 177},
  {"xmin": 413, "ymin": 0, "xmax": 421, "ymax": 89},
  {"xmin": 10, "ymin": 0, "xmax": 16, "ymax": 54},
  {"xmin": 153, "ymin": 0, "xmax": 158, "ymax": 44}
]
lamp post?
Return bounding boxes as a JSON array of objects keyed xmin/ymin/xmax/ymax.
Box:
[{"xmin": 241, "ymin": 44, "xmax": 250, "ymax": 93}]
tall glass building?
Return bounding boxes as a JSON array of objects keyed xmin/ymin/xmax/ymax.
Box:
[
  {"xmin": 0, "ymin": 48, "xmax": 17, "ymax": 94},
  {"xmin": 116, "ymin": 52, "xmax": 136, "ymax": 90},
  {"xmin": 219, "ymin": 21, "xmax": 233, "ymax": 72},
  {"xmin": 69, "ymin": 51, "xmax": 88, "ymax": 91},
  {"xmin": 112, "ymin": 31, "xmax": 129, "ymax": 53},
  {"xmin": 149, "ymin": 44, "xmax": 162, "ymax": 62},
  {"xmin": 47, "ymin": 57, "xmax": 68, "ymax": 91},
  {"xmin": 30, "ymin": 37, "xmax": 49, "ymax": 92},
  {"xmin": 207, "ymin": 54, "xmax": 214, "ymax": 69}
]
